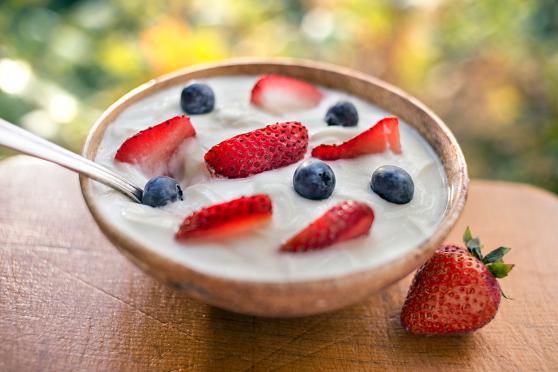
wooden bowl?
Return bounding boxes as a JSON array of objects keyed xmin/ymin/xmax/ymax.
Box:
[{"xmin": 80, "ymin": 58, "xmax": 469, "ymax": 317}]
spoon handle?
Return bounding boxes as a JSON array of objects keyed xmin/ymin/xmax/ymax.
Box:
[{"xmin": 0, "ymin": 117, "xmax": 143, "ymax": 203}]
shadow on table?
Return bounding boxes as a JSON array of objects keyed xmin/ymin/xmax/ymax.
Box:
[
  {"xmin": 105, "ymin": 272, "xmax": 480, "ymax": 370},
  {"xmin": 201, "ymin": 290, "xmax": 478, "ymax": 370}
]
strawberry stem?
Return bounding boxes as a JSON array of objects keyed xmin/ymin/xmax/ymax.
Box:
[
  {"xmin": 501, "ymin": 288, "xmax": 514, "ymax": 300},
  {"xmin": 462, "ymin": 227, "xmax": 514, "ymax": 282}
]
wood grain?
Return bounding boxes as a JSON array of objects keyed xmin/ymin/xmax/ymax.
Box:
[{"xmin": 1, "ymin": 156, "xmax": 557, "ymax": 371}]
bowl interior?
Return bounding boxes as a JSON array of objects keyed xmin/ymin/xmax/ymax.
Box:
[{"xmin": 80, "ymin": 59, "xmax": 468, "ymax": 316}]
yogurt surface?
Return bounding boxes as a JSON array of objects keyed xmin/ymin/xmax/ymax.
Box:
[{"xmin": 92, "ymin": 75, "xmax": 448, "ymax": 282}]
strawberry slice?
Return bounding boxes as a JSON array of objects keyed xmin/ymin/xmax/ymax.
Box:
[
  {"xmin": 250, "ymin": 74, "xmax": 323, "ymax": 114},
  {"xmin": 204, "ymin": 122, "xmax": 308, "ymax": 179},
  {"xmin": 176, "ymin": 194, "xmax": 272, "ymax": 241},
  {"xmin": 311, "ymin": 117, "xmax": 401, "ymax": 160},
  {"xmin": 281, "ymin": 201, "xmax": 374, "ymax": 252},
  {"xmin": 115, "ymin": 115, "xmax": 196, "ymax": 176}
]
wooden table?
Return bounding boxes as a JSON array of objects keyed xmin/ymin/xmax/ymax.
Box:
[{"xmin": 1, "ymin": 156, "xmax": 557, "ymax": 371}]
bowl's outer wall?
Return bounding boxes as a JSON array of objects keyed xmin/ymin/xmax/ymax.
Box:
[{"xmin": 80, "ymin": 59, "xmax": 469, "ymax": 317}]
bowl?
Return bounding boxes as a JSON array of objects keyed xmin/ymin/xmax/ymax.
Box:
[{"xmin": 80, "ymin": 58, "xmax": 468, "ymax": 317}]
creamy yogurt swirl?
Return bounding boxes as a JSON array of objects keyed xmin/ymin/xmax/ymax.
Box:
[{"xmin": 92, "ymin": 75, "xmax": 448, "ymax": 282}]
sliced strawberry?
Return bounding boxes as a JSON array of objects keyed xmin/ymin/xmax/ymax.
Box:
[
  {"xmin": 176, "ymin": 194, "xmax": 272, "ymax": 241},
  {"xmin": 204, "ymin": 122, "xmax": 308, "ymax": 179},
  {"xmin": 311, "ymin": 117, "xmax": 401, "ymax": 160},
  {"xmin": 250, "ymin": 74, "xmax": 323, "ymax": 114},
  {"xmin": 281, "ymin": 201, "xmax": 374, "ymax": 253},
  {"xmin": 115, "ymin": 115, "xmax": 196, "ymax": 176}
]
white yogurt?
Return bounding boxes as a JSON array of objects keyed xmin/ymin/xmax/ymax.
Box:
[{"xmin": 92, "ymin": 75, "xmax": 448, "ymax": 282}]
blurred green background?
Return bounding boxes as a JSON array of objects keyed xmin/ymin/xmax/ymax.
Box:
[{"xmin": 1, "ymin": 0, "xmax": 557, "ymax": 192}]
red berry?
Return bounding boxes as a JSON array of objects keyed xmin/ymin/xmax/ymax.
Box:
[
  {"xmin": 175, "ymin": 194, "xmax": 272, "ymax": 241},
  {"xmin": 311, "ymin": 117, "xmax": 401, "ymax": 160},
  {"xmin": 204, "ymin": 122, "xmax": 308, "ymax": 179},
  {"xmin": 115, "ymin": 115, "xmax": 196, "ymax": 176},
  {"xmin": 250, "ymin": 74, "xmax": 323, "ymax": 114},
  {"xmin": 400, "ymin": 228, "xmax": 514, "ymax": 334},
  {"xmin": 281, "ymin": 201, "xmax": 374, "ymax": 252}
]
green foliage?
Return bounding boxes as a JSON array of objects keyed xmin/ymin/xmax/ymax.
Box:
[{"xmin": 0, "ymin": 0, "xmax": 556, "ymax": 193}]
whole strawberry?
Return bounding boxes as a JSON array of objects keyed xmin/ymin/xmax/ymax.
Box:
[{"xmin": 400, "ymin": 228, "xmax": 514, "ymax": 335}]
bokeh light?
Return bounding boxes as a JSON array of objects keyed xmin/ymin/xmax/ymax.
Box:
[{"xmin": 0, "ymin": 59, "xmax": 32, "ymax": 95}]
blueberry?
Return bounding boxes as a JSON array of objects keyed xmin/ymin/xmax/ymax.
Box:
[
  {"xmin": 370, "ymin": 165, "xmax": 414, "ymax": 204},
  {"xmin": 293, "ymin": 160, "xmax": 336, "ymax": 200},
  {"xmin": 142, "ymin": 176, "xmax": 184, "ymax": 207},
  {"xmin": 180, "ymin": 83, "xmax": 215, "ymax": 114},
  {"xmin": 325, "ymin": 101, "xmax": 359, "ymax": 127}
]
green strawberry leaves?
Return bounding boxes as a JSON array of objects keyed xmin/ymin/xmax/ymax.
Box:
[
  {"xmin": 487, "ymin": 262, "xmax": 515, "ymax": 278},
  {"xmin": 482, "ymin": 247, "xmax": 511, "ymax": 264},
  {"xmin": 463, "ymin": 227, "xmax": 483, "ymax": 261},
  {"xmin": 463, "ymin": 227, "xmax": 473, "ymax": 242},
  {"xmin": 462, "ymin": 227, "xmax": 514, "ymax": 279}
]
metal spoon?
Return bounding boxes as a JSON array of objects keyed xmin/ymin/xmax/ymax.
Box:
[{"xmin": 0, "ymin": 117, "xmax": 143, "ymax": 203}]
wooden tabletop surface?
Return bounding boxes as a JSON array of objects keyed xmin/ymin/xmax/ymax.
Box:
[{"xmin": 1, "ymin": 156, "xmax": 557, "ymax": 371}]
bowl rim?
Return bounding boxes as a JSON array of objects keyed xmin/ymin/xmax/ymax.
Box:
[{"xmin": 80, "ymin": 57, "xmax": 468, "ymax": 313}]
